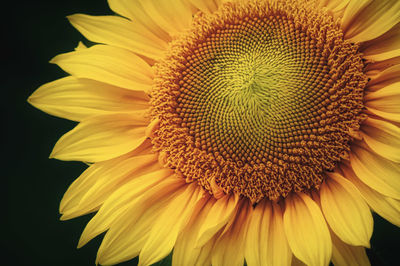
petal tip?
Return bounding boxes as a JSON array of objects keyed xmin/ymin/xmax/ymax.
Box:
[
  {"xmin": 49, "ymin": 149, "xmax": 57, "ymax": 159},
  {"xmin": 49, "ymin": 55, "xmax": 59, "ymax": 65},
  {"xmin": 49, "ymin": 145, "xmax": 65, "ymax": 160},
  {"xmin": 59, "ymin": 201, "xmax": 66, "ymax": 214},
  {"xmin": 77, "ymin": 238, "xmax": 86, "ymax": 249},
  {"xmin": 77, "ymin": 231, "xmax": 91, "ymax": 249},
  {"xmin": 27, "ymin": 95, "xmax": 34, "ymax": 105},
  {"xmin": 27, "ymin": 89, "xmax": 44, "ymax": 107},
  {"xmin": 59, "ymin": 214, "xmax": 69, "ymax": 221},
  {"xmin": 66, "ymin": 13, "xmax": 83, "ymax": 24}
]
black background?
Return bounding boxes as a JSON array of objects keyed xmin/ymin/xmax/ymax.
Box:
[{"xmin": 5, "ymin": 0, "xmax": 399, "ymax": 265}]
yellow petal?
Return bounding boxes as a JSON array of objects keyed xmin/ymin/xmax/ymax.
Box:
[
  {"xmin": 361, "ymin": 117, "xmax": 400, "ymax": 162},
  {"xmin": 365, "ymin": 57, "xmax": 400, "ymax": 92},
  {"xmin": 245, "ymin": 202, "xmax": 262, "ymax": 266},
  {"xmin": 194, "ymin": 235, "xmax": 218, "ymax": 266},
  {"xmin": 211, "ymin": 200, "xmax": 251, "ymax": 266},
  {"xmin": 50, "ymin": 45, "xmax": 153, "ymax": 92},
  {"xmin": 324, "ymin": 0, "xmax": 350, "ymax": 12},
  {"xmin": 283, "ymin": 192, "xmax": 332, "ymax": 266},
  {"xmin": 341, "ymin": 0, "xmax": 374, "ymax": 32},
  {"xmin": 59, "ymin": 142, "xmax": 153, "ymax": 213},
  {"xmin": 78, "ymin": 169, "xmax": 174, "ymax": 249},
  {"xmin": 364, "ymin": 82, "xmax": 400, "ymax": 122},
  {"xmin": 138, "ymin": 183, "xmax": 203, "ymax": 266},
  {"xmin": 365, "ymin": 81, "xmax": 400, "ymax": 100},
  {"xmin": 342, "ymin": 0, "xmax": 400, "ymax": 43},
  {"xmin": 196, "ymin": 194, "xmax": 239, "ymax": 247},
  {"xmin": 365, "ymin": 56, "xmax": 400, "ymax": 73},
  {"xmin": 291, "ymin": 256, "xmax": 307, "ymax": 266},
  {"xmin": 172, "ymin": 196, "xmax": 215, "ymax": 266},
  {"xmin": 361, "ymin": 22, "xmax": 400, "ymax": 61},
  {"xmin": 28, "ymin": 76, "xmax": 149, "ymax": 122},
  {"xmin": 331, "ymin": 229, "xmax": 370, "ymax": 266},
  {"xmin": 137, "ymin": 0, "xmax": 192, "ymax": 36},
  {"xmin": 365, "ymin": 80, "xmax": 400, "ymax": 122},
  {"xmin": 320, "ymin": 173, "xmax": 373, "ymax": 247},
  {"xmin": 342, "ymin": 164, "xmax": 400, "ymax": 227},
  {"xmin": 50, "ymin": 112, "xmax": 149, "ymax": 162},
  {"xmin": 366, "ymin": 107, "xmax": 400, "ymax": 123},
  {"xmin": 60, "ymin": 153, "xmax": 159, "ymax": 220},
  {"xmin": 188, "ymin": 0, "xmax": 219, "ymax": 13},
  {"xmin": 319, "ymin": 0, "xmax": 351, "ymax": 19},
  {"xmin": 60, "ymin": 139, "xmax": 152, "ymax": 218},
  {"xmin": 175, "ymin": 231, "xmax": 219, "ymax": 266},
  {"xmin": 68, "ymin": 14, "xmax": 167, "ymax": 59},
  {"xmin": 245, "ymin": 200, "xmax": 292, "ymax": 266},
  {"xmin": 75, "ymin": 41, "xmax": 87, "ymax": 51},
  {"xmin": 107, "ymin": 0, "xmax": 171, "ymax": 42},
  {"xmin": 366, "ymin": 64, "xmax": 400, "ymax": 88},
  {"xmin": 350, "ymin": 144, "xmax": 400, "ymax": 199},
  {"xmin": 96, "ymin": 176, "xmax": 186, "ymax": 265}
]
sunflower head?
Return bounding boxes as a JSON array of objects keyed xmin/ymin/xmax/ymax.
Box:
[
  {"xmin": 28, "ymin": 0, "xmax": 400, "ymax": 265},
  {"xmin": 151, "ymin": 0, "xmax": 368, "ymax": 202}
]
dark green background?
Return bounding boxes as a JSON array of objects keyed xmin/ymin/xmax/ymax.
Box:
[{"xmin": 6, "ymin": 0, "xmax": 399, "ymax": 265}]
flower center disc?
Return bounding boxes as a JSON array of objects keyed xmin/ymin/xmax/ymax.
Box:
[{"xmin": 151, "ymin": 0, "xmax": 367, "ymax": 202}]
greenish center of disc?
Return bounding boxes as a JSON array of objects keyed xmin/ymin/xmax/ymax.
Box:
[{"xmin": 177, "ymin": 17, "xmax": 327, "ymax": 163}]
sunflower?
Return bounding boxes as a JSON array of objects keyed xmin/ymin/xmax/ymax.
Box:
[{"xmin": 28, "ymin": 0, "xmax": 400, "ymax": 265}]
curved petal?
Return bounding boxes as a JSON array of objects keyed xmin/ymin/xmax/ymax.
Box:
[
  {"xmin": 50, "ymin": 45, "xmax": 153, "ymax": 92},
  {"xmin": 138, "ymin": 183, "xmax": 203, "ymax": 266},
  {"xmin": 68, "ymin": 14, "xmax": 167, "ymax": 59},
  {"xmin": 28, "ymin": 77, "xmax": 149, "ymax": 122},
  {"xmin": 244, "ymin": 204, "xmax": 261, "ymax": 266},
  {"xmin": 77, "ymin": 168, "xmax": 174, "ymax": 248},
  {"xmin": 193, "ymin": 234, "xmax": 218, "ymax": 266},
  {"xmin": 188, "ymin": 0, "xmax": 220, "ymax": 13},
  {"xmin": 342, "ymin": 164, "xmax": 400, "ymax": 227},
  {"xmin": 365, "ymin": 56, "xmax": 400, "ymax": 74},
  {"xmin": 211, "ymin": 200, "xmax": 251, "ymax": 266},
  {"xmin": 96, "ymin": 176, "xmax": 186, "ymax": 265},
  {"xmin": 331, "ymin": 229, "xmax": 370, "ymax": 266},
  {"xmin": 283, "ymin": 193, "xmax": 332, "ymax": 266},
  {"xmin": 59, "ymin": 140, "xmax": 152, "ymax": 215},
  {"xmin": 365, "ymin": 82, "xmax": 400, "ymax": 122},
  {"xmin": 319, "ymin": 0, "xmax": 350, "ymax": 19},
  {"xmin": 366, "ymin": 107, "xmax": 400, "ymax": 123},
  {"xmin": 179, "ymin": 231, "xmax": 220, "ymax": 266},
  {"xmin": 196, "ymin": 194, "xmax": 239, "ymax": 247},
  {"xmin": 366, "ymin": 64, "xmax": 400, "ymax": 88},
  {"xmin": 361, "ymin": 22, "xmax": 400, "ymax": 61},
  {"xmin": 365, "ymin": 82, "xmax": 400, "ymax": 101},
  {"xmin": 341, "ymin": 0, "xmax": 373, "ymax": 31},
  {"xmin": 342, "ymin": 0, "xmax": 400, "ymax": 43},
  {"xmin": 107, "ymin": 0, "xmax": 171, "ymax": 42},
  {"xmin": 60, "ymin": 153, "xmax": 160, "ymax": 220},
  {"xmin": 291, "ymin": 256, "xmax": 307, "ymax": 266},
  {"xmin": 245, "ymin": 200, "xmax": 291, "ymax": 266},
  {"xmin": 172, "ymin": 196, "xmax": 214, "ymax": 266},
  {"xmin": 138, "ymin": 0, "xmax": 192, "ymax": 36},
  {"xmin": 195, "ymin": 238, "xmax": 217, "ymax": 266},
  {"xmin": 50, "ymin": 112, "xmax": 149, "ymax": 162},
  {"xmin": 350, "ymin": 144, "xmax": 400, "ymax": 199},
  {"xmin": 59, "ymin": 139, "xmax": 151, "ymax": 210},
  {"xmin": 320, "ymin": 173, "xmax": 373, "ymax": 247},
  {"xmin": 361, "ymin": 117, "xmax": 400, "ymax": 162},
  {"xmin": 325, "ymin": 0, "xmax": 350, "ymax": 11}
]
